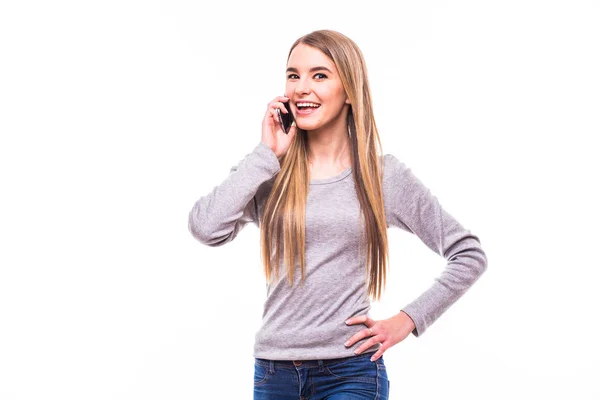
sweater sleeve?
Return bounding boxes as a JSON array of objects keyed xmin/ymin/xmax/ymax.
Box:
[
  {"xmin": 188, "ymin": 141, "xmax": 281, "ymax": 247},
  {"xmin": 383, "ymin": 154, "xmax": 488, "ymax": 337}
]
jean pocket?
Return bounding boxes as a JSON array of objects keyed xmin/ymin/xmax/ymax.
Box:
[
  {"xmin": 253, "ymin": 361, "xmax": 270, "ymax": 386},
  {"xmin": 324, "ymin": 354, "xmax": 378, "ymax": 384}
]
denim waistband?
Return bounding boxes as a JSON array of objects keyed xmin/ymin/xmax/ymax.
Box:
[{"xmin": 255, "ymin": 350, "xmax": 377, "ymax": 370}]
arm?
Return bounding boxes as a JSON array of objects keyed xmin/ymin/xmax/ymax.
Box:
[
  {"xmin": 188, "ymin": 141, "xmax": 281, "ymax": 247},
  {"xmin": 384, "ymin": 154, "xmax": 488, "ymax": 337}
]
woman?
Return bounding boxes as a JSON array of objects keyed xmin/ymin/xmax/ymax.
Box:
[{"xmin": 188, "ymin": 29, "xmax": 487, "ymax": 399}]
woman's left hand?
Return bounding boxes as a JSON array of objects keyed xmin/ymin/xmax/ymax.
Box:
[{"xmin": 344, "ymin": 311, "xmax": 416, "ymax": 361}]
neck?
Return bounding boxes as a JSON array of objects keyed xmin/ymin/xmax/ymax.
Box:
[{"xmin": 305, "ymin": 110, "xmax": 352, "ymax": 169}]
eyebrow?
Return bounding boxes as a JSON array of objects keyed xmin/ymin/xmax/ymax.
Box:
[{"xmin": 286, "ymin": 66, "xmax": 333, "ymax": 74}]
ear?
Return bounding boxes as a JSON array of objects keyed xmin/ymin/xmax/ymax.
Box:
[{"xmin": 345, "ymin": 97, "xmax": 351, "ymax": 105}]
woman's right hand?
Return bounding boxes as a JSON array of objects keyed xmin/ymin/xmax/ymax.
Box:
[{"xmin": 261, "ymin": 95, "xmax": 297, "ymax": 159}]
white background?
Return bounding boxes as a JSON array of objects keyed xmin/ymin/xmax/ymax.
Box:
[{"xmin": 1, "ymin": 1, "xmax": 599, "ymax": 399}]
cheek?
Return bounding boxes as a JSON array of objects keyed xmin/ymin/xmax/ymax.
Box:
[
  {"xmin": 335, "ymin": 88, "xmax": 347, "ymax": 104},
  {"xmin": 285, "ymin": 80, "xmax": 300, "ymax": 95},
  {"xmin": 321, "ymin": 86, "xmax": 346, "ymax": 108}
]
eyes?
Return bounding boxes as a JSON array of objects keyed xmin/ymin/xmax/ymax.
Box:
[{"xmin": 287, "ymin": 73, "xmax": 327, "ymax": 80}]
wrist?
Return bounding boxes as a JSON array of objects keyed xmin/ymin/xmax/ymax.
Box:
[{"xmin": 398, "ymin": 310, "xmax": 416, "ymax": 331}]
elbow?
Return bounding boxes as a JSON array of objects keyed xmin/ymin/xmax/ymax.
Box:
[
  {"xmin": 459, "ymin": 234, "xmax": 488, "ymax": 278},
  {"xmin": 188, "ymin": 211, "xmax": 211, "ymax": 245},
  {"xmin": 478, "ymin": 247, "xmax": 489, "ymax": 275},
  {"xmin": 188, "ymin": 211, "xmax": 231, "ymax": 247},
  {"xmin": 188, "ymin": 209, "xmax": 217, "ymax": 246},
  {"xmin": 466, "ymin": 247, "xmax": 488, "ymax": 285}
]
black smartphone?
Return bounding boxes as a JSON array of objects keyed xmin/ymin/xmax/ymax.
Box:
[{"xmin": 276, "ymin": 96, "xmax": 295, "ymax": 134}]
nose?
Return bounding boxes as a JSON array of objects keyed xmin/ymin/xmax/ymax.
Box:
[{"xmin": 295, "ymin": 77, "xmax": 311, "ymax": 96}]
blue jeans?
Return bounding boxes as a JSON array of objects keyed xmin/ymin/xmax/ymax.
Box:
[{"xmin": 253, "ymin": 350, "xmax": 390, "ymax": 399}]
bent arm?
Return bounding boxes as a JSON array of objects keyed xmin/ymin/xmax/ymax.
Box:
[
  {"xmin": 188, "ymin": 141, "xmax": 281, "ymax": 246},
  {"xmin": 384, "ymin": 155, "xmax": 488, "ymax": 337}
]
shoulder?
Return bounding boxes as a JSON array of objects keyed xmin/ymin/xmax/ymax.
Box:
[
  {"xmin": 382, "ymin": 153, "xmax": 409, "ymax": 180},
  {"xmin": 381, "ymin": 153, "xmax": 430, "ymax": 199}
]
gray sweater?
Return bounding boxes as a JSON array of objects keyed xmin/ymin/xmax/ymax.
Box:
[{"xmin": 188, "ymin": 141, "xmax": 487, "ymax": 360}]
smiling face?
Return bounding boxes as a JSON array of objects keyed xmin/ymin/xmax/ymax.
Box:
[{"xmin": 285, "ymin": 43, "xmax": 351, "ymax": 133}]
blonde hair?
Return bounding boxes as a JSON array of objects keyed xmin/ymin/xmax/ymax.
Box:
[{"xmin": 260, "ymin": 30, "xmax": 390, "ymax": 301}]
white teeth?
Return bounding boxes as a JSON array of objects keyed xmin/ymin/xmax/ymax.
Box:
[{"xmin": 297, "ymin": 102, "xmax": 320, "ymax": 108}]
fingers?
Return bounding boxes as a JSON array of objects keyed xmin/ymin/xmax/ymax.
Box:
[
  {"xmin": 343, "ymin": 315, "xmax": 398, "ymax": 362},
  {"xmin": 268, "ymin": 107, "xmax": 284, "ymax": 134},
  {"xmin": 346, "ymin": 315, "xmax": 375, "ymax": 327},
  {"xmin": 347, "ymin": 332, "xmax": 382, "ymax": 358},
  {"xmin": 344, "ymin": 326, "xmax": 377, "ymax": 348},
  {"xmin": 264, "ymin": 96, "xmax": 290, "ymax": 125},
  {"xmin": 368, "ymin": 346, "xmax": 387, "ymax": 362},
  {"xmin": 268, "ymin": 96, "xmax": 290, "ymax": 113},
  {"xmin": 269, "ymin": 101, "xmax": 288, "ymax": 115}
]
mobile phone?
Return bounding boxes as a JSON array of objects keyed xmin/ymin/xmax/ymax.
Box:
[{"xmin": 276, "ymin": 96, "xmax": 295, "ymax": 134}]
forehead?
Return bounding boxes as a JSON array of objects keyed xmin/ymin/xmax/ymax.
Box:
[{"xmin": 287, "ymin": 44, "xmax": 335, "ymax": 71}]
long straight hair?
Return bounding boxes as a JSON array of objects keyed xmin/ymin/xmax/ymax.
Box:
[{"xmin": 259, "ymin": 30, "xmax": 390, "ymax": 301}]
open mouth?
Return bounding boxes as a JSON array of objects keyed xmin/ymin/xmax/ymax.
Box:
[{"xmin": 296, "ymin": 102, "xmax": 321, "ymax": 115}]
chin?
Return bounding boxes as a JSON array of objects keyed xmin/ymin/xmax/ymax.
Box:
[{"xmin": 297, "ymin": 120, "xmax": 323, "ymax": 132}]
